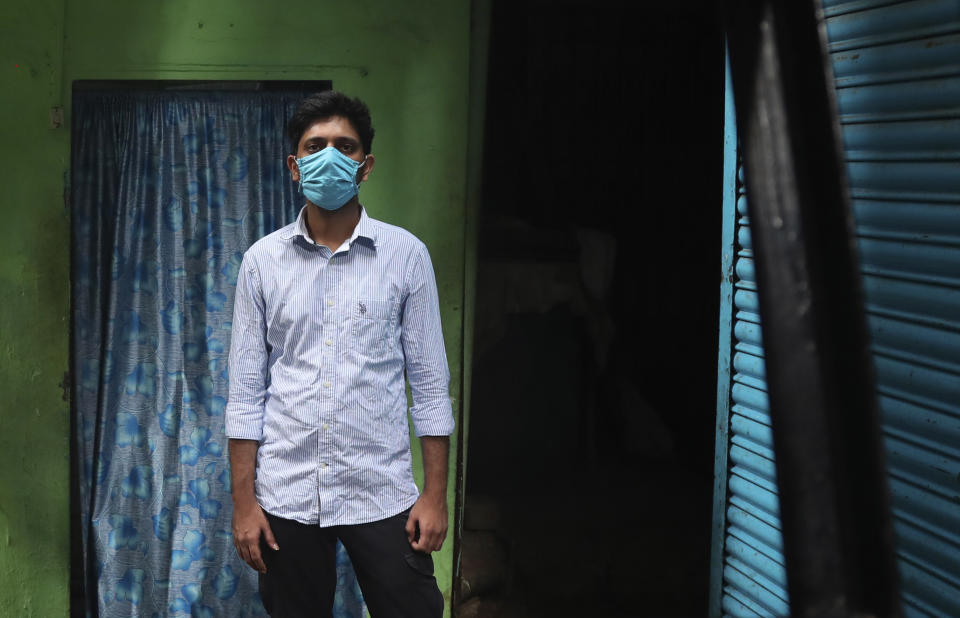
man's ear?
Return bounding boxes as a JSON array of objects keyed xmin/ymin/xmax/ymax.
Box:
[
  {"xmin": 287, "ymin": 154, "xmax": 300, "ymax": 182},
  {"xmin": 358, "ymin": 154, "xmax": 375, "ymax": 183}
]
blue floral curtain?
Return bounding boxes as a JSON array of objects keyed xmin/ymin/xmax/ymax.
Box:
[{"xmin": 72, "ymin": 90, "xmax": 366, "ymax": 617}]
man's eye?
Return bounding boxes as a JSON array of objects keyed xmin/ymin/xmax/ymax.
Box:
[{"xmin": 340, "ymin": 144, "xmax": 354, "ymax": 153}]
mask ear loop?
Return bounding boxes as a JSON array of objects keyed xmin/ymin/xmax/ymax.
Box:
[
  {"xmin": 295, "ymin": 159, "xmax": 305, "ymax": 194},
  {"xmin": 355, "ymin": 155, "xmax": 368, "ymax": 186}
]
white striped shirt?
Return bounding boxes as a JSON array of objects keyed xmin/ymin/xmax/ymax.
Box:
[{"xmin": 225, "ymin": 205, "xmax": 455, "ymax": 526}]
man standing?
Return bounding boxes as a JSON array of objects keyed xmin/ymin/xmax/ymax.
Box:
[{"xmin": 225, "ymin": 91, "xmax": 454, "ymax": 617}]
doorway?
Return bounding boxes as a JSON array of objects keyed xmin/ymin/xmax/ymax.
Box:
[
  {"xmin": 68, "ymin": 81, "xmax": 357, "ymax": 617},
  {"xmin": 460, "ymin": 1, "xmax": 724, "ymax": 616}
]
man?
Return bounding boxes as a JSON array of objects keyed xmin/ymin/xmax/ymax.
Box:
[{"xmin": 225, "ymin": 91, "xmax": 454, "ymax": 618}]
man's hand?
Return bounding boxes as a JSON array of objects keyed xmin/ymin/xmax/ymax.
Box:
[
  {"xmin": 228, "ymin": 438, "xmax": 277, "ymax": 573},
  {"xmin": 406, "ymin": 491, "xmax": 448, "ymax": 553},
  {"xmin": 232, "ymin": 501, "xmax": 278, "ymax": 573},
  {"xmin": 406, "ymin": 435, "xmax": 450, "ymax": 553}
]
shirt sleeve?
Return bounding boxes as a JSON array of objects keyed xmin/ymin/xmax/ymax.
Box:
[
  {"xmin": 224, "ymin": 252, "xmax": 269, "ymax": 441},
  {"xmin": 400, "ymin": 242, "xmax": 456, "ymax": 437}
]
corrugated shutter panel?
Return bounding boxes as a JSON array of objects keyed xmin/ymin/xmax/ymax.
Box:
[
  {"xmin": 823, "ymin": 1, "xmax": 960, "ymax": 615},
  {"xmin": 717, "ymin": 162, "xmax": 790, "ymax": 618},
  {"xmin": 712, "ymin": 3, "xmax": 960, "ymax": 616}
]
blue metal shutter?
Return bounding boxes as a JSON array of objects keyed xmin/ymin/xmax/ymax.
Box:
[
  {"xmin": 709, "ymin": 57, "xmax": 789, "ymax": 618},
  {"xmin": 824, "ymin": 1, "xmax": 960, "ymax": 615},
  {"xmin": 712, "ymin": 2, "xmax": 960, "ymax": 616},
  {"xmin": 721, "ymin": 166, "xmax": 791, "ymax": 618}
]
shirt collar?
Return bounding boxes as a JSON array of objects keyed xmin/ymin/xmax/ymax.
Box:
[{"xmin": 281, "ymin": 204, "xmax": 378, "ymax": 248}]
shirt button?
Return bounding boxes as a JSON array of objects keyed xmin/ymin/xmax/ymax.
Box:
[
  {"xmin": 325, "ymin": 338, "xmax": 333, "ymax": 346},
  {"xmin": 322, "ymin": 423, "xmax": 329, "ymax": 431},
  {"xmin": 326, "ymin": 299, "xmax": 334, "ymax": 307},
  {"xmin": 321, "ymin": 462, "xmax": 328, "ymax": 469},
  {"xmin": 323, "ymin": 380, "xmax": 332, "ymax": 388}
]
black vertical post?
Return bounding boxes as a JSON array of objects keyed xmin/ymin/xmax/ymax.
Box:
[{"xmin": 721, "ymin": 1, "xmax": 901, "ymax": 616}]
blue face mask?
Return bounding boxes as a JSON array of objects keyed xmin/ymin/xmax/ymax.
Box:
[{"xmin": 295, "ymin": 147, "xmax": 367, "ymax": 211}]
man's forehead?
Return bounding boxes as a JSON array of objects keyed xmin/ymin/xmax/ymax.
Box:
[{"xmin": 301, "ymin": 116, "xmax": 360, "ymax": 141}]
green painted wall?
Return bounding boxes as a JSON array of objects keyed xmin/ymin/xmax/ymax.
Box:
[
  {"xmin": 453, "ymin": 0, "xmax": 490, "ymax": 603},
  {"xmin": 0, "ymin": 0, "xmax": 71, "ymax": 615},
  {"xmin": 2, "ymin": 0, "xmax": 473, "ymax": 614}
]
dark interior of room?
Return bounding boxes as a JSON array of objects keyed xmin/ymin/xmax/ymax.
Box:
[{"xmin": 460, "ymin": 1, "xmax": 724, "ymax": 615}]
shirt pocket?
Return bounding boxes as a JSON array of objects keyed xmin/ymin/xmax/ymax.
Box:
[{"xmin": 352, "ymin": 298, "xmax": 396, "ymax": 358}]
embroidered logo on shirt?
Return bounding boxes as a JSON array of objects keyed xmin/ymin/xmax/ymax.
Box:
[{"xmin": 358, "ymin": 302, "xmax": 367, "ymax": 315}]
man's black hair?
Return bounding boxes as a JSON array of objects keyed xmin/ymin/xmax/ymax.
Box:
[{"xmin": 287, "ymin": 91, "xmax": 375, "ymax": 155}]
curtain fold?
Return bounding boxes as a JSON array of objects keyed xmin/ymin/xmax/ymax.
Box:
[{"xmin": 72, "ymin": 90, "xmax": 365, "ymax": 617}]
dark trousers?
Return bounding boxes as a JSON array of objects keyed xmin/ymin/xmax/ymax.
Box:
[{"xmin": 259, "ymin": 508, "xmax": 444, "ymax": 618}]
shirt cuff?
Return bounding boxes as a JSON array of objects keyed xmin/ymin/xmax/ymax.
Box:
[
  {"xmin": 410, "ymin": 397, "xmax": 456, "ymax": 437},
  {"xmin": 224, "ymin": 404, "xmax": 264, "ymax": 441}
]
